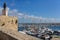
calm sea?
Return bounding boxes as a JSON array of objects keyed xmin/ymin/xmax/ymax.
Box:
[
  {"xmin": 47, "ymin": 26, "xmax": 60, "ymax": 31},
  {"xmin": 18, "ymin": 23, "xmax": 60, "ymax": 31}
]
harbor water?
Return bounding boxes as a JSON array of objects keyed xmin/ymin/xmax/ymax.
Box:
[
  {"xmin": 18, "ymin": 23, "xmax": 60, "ymax": 31},
  {"xmin": 47, "ymin": 26, "xmax": 60, "ymax": 31}
]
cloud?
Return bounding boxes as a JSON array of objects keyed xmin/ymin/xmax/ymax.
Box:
[
  {"xmin": 18, "ymin": 13, "xmax": 24, "ymax": 16},
  {"xmin": 8, "ymin": 10, "xmax": 60, "ymax": 22},
  {"xmin": 0, "ymin": 7, "xmax": 3, "ymax": 15},
  {"xmin": 0, "ymin": 7, "xmax": 60, "ymax": 23}
]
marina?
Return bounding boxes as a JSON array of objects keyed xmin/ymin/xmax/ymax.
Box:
[{"xmin": 18, "ymin": 23, "xmax": 60, "ymax": 40}]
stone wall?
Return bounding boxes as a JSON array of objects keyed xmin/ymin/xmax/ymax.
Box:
[
  {"xmin": 0, "ymin": 16, "xmax": 18, "ymax": 31},
  {"xmin": 0, "ymin": 31, "xmax": 17, "ymax": 40}
]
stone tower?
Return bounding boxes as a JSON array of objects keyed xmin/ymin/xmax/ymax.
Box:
[{"xmin": 2, "ymin": 2, "xmax": 8, "ymax": 16}]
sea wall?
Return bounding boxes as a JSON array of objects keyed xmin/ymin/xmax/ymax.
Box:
[{"xmin": 0, "ymin": 31, "xmax": 17, "ymax": 40}]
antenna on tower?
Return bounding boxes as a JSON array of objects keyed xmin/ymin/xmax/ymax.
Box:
[
  {"xmin": 3, "ymin": 2, "xmax": 6, "ymax": 10},
  {"xmin": 3, "ymin": 0, "xmax": 6, "ymax": 9}
]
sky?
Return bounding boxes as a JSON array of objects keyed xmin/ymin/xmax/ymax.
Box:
[{"xmin": 0, "ymin": 0, "xmax": 60, "ymax": 23}]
